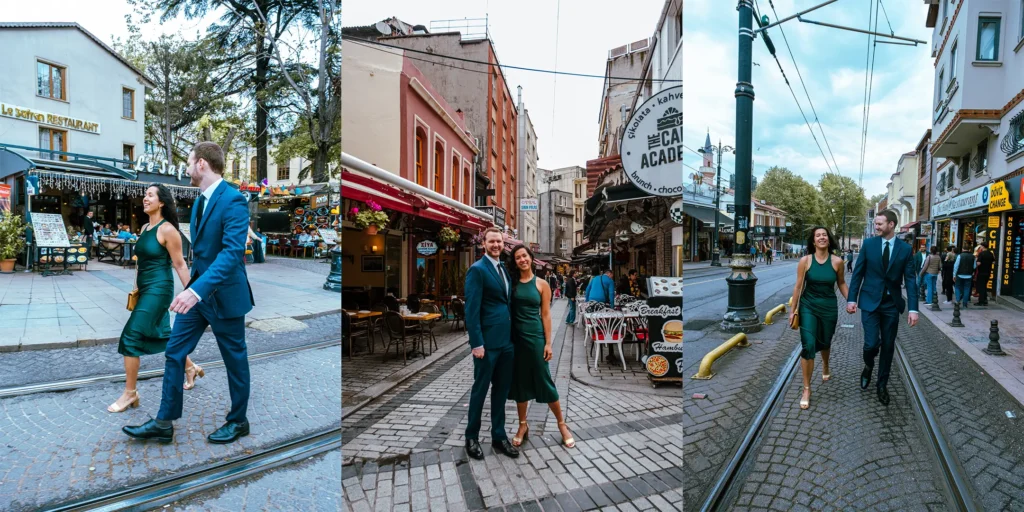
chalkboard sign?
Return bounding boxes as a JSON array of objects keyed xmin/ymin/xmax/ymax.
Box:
[
  {"xmin": 643, "ymin": 276, "xmax": 684, "ymax": 385},
  {"xmin": 31, "ymin": 213, "xmax": 71, "ymax": 248}
]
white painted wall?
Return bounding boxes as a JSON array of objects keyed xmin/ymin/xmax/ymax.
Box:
[{"xmin": 0, "ymin": 26, "xmax": 147, "ymax": 159}]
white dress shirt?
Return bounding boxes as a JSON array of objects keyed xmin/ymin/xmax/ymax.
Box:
[
  {"xmin": 188, "ymin": 178, "xmax": 224, "ymax": 302},
  {"xmin": 484, "ymin": 254, "xmax": 509, "ymax": 295}
]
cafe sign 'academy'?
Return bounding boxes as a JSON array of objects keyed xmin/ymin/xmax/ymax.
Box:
[{"xmin": 621, "ymin": 86, "xmax": 683, "ymax": 197}]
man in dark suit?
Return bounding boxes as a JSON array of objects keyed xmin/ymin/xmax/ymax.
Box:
[
  {"xmin": 975, "ymin": 244, "xmax": 995, "ymax": 306},
  {"xmin": 82, "ymin": 211, "xmax": 95, "ymax": 256},
  {"xmin": 847, "ymin": 210, "xmax": 919, "ymax": 406},
  {"xmin": 463, "ymin": 226, "xmax": 518, "ymax": 460},
  {"xmin": 124, "ymin": 142, "xmax": 255, "ymax": 444}
]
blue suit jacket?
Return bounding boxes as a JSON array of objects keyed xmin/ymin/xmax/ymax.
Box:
[
  {"xmin": 849, "ymin": 236, "xmax": 919, "ymax": 314},
  {"xmin": 463, "ymin": 257, "xmax": 512, "ymax": 350},
  {"xmin": 188, "ymin": 181, "xmax": 255, "ymax": 319}
]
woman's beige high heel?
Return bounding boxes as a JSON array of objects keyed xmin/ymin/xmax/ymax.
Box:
[
  {"xmin": 800, "ymin": 386, "xmax": 811, "ymax": 409},
  {"xmin": 184, "ymin": 364, "xmax": 205, "ymax": 390},
  {"xmin": 107, "ymin": 390, "xmax": 139, "ymax": 413},
  {"xmin": 512, "ymin": 421, "xmax": 529, "ymax": 447},
  {"xmin": 558, "ymin": 422, "xmax": 575, "ymax": 449}
]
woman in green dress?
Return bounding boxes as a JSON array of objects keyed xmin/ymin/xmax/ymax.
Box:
[
  {"xmin": 108, "ymin": 185, "xmax": 202, "ymax": 413},
  {"xmin": 788, "ymin": 227, "xmax": 849, "ymax": 410},
  {"xmin": 507, "ymin": 245, "xmax": 576, "ymax": 449}
]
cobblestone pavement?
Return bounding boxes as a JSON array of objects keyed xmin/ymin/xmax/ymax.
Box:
[
  {"xmin": 0, "ymin": 345, "xmax": 341, "ymax": 511},
  {"xmin": 0, "ymin": 257, "xmax": 339, "ymax": 351},
  {"xmin": 0, "ymin": 313, "xmax": 340, "ymax": 389},
  {"xmin": 900, "ymin": 309, "xmax": 1024, "ymax": 511},
  {"xmin": 720, "ymin": 300, "xmax": 950, "ymax": 511},
  {"xmin": 167, "ymin": 449, "xmax": 342, "ymax": 511},
  {"xmin": 342, "ymin": 299, "xmax": 683, "ymax": 511},
  {"xmin": 682, "ymin": 287, "xmax": 798, "ymax": 510}
]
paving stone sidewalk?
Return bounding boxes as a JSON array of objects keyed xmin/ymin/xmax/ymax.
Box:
[
  {"xmin": 720, "ymin": 301, "xmax": 950, "ymax": 511},
  {"xmin": 568, "ymin": 315, "xmax": 680, "ymax": 397},
  {"xmin": 0, "ymin": 345, "xmax": 341, "ymax": 511},
  {"xmin": 342, "ymin": 299, "xmax": 683, "ymax": 511},
  {"xmin": 0, "ymin": 258, "xmax": 340, "ymax": 352}
]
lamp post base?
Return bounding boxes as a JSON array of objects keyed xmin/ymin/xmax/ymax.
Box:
[
  {"xmin": 721, "ymin": 253, "xmax": 762, "ymax": 333},
  {"xmin": 324, "ymin": 245, "xmax": 343, "ymax": 293},
  {"xmin": 710, "ymin": 251, "xmax": 722, "ymax": 267}
]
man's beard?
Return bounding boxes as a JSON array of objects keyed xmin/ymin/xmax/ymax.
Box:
[{"xmin": 190, "ymin": 173, "xmax": 201, "ymax": 187}]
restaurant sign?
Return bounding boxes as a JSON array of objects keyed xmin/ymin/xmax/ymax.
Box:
[
  {"xmin": 416, "ymin": 240, "xmax": 438, "ymax": 256},
  {"xmin": 620, "ymin": 86, "xmax": 683, "ymax": 197},
  {"xmin": 0, "ymin": 102, "xmax": 100, "ymax": 134},
  {"xmin": 932, "ymin": 184, "xmax": 990, "ymax": 218},
  {"xmin": 135, "ymin": 153, "xmax": 188, "ymax": 181}
]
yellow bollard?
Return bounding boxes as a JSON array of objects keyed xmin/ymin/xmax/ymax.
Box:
[
  {"xmin": 764, "ymin": 303, "xmax": 787, "ymax": 325},
  {"xmin": 691, "ymin": 333, "xmax": 750, "ymax": 380}
]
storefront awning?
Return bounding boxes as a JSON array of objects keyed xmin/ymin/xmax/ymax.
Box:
[
  {"xmin": 685, "ymin": 204, "xmax": 733, "ymax": 226},
  {"xmin": 342, "ymin": 169, "xmax": 490, "ymax": 232},
  {"xmin": 902, "ymin": 221, "xmax": 920, "ymax": 230}
]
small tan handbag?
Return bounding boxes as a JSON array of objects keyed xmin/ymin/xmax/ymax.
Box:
[{"xmin": 126, "ymin": 263, "xmax": 140, "ymax": 311}]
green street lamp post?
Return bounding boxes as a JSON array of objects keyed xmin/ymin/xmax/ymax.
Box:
[
  {"xmin": 699, "ymin": 141, "xmax": 734, "ymax": 267},
  {"xmin": 324, "ymin": 244, "xmax": 342, "ymax": 292}
]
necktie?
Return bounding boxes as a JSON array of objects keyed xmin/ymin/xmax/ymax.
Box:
[
  {"xmin": 195, "ymin": 195, "xmax": 207, "ymax": 228},
  {"xmin": 498, "ymin": 262, "xmax": 508, "ymax": 293},
  {"xmin": 882, "ymin": 241, "xmax": 890, "ymax": 272}
]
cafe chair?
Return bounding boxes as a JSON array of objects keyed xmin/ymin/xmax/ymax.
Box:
[
  {"xmin": 588, "ymin": 310, "xmax": 626, "ymax": 371},
  {"xmin": 383, "ymin": 295, "xmax": 401, "ymax": 312},
  {"xmin": 450, "ymin": 298, "xmax": 466, "ymax": 332},
  {"xmin": 342, "ymin": 313, "xmax": 373, "ymax": 361},
  {"xmin": 382, "ymin": 311, "xmax": 423, "ymax": 365},
  {"xmin": 418, "ymin": 303, "xmax": 441, "ymax": 354}
]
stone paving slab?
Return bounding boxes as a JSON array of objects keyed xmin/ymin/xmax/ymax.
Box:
[
  {"xmin": 0, "ymin": 345, "xmax": 341, "ymax": 511},
  {"xmin": 0, "ymin": 258, "xmax": 340, "ymax": 352},
  {"xmin": 168, "ymin": 448, "xmax": 342, "ymax": 511},
  {"xmin": 569, "ymin": 315, "xmax": 680, "ymax": 397},
  {"xmin": 720, "ymin": 300, "xmax": 950, "ymax": 511}
]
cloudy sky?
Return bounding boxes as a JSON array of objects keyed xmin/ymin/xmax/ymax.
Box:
[
  {"xmin": 4, "ymin": 0, "xmax": 214, "ymax": 45},
  {"xmin": 342, "ymin": 0, "xmax": 666, "ymax": 171},
  {"xmin": 684, "ymin": 0, "xmax": 934, "ymax": 198}
]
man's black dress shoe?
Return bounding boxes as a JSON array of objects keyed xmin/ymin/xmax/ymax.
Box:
[
  {"xmin": 466, "ymin": 439, "xmax": 484, "ymax": 460},
  {"xmin": 877, "ymin": 387, "xmax": 890, "ymax": 406},
  {"xmin": 492, "ymin": 438, "xmax": 520, "ymax": 458},
  {"xmin": 208, "ymin": 421, "xmax": 250, "ymax": 444},
  {"xmin": 861, "ymin": 367, "xmax": 872, "ymax": 390},
  {"xmin": 123, "ymin": 419, "xmax": 173, "ymax": 443}
]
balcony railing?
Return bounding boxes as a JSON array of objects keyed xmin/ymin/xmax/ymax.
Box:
[{"xmin": 971, "ymin": 154, "xmax": 985, "ymax": 177}]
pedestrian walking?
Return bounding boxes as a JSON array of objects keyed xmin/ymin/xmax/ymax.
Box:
[
  {"xmin": 789, "ymin": 227, "xmax": 849, "ymax": 410},
  {"xmin": 564, "ymin": 272, "xmax": 578, "ymax": 325},
  {"xmin": 952, "ymin": 247, "xmax": 975, "ymax": 309},
  {"xmin": 975, "ymin": 245, "xmax": 995, "ymax": 306},
  {"xmin": 941, "ymin": 248, "xmax": 956, "ymax": 304},
  {"xmin": 82, "ymin": 210, "xmax": 95, "ymax": 258},
  {"xmin": 919, "ymin": 246, "xmax": 942, "ymax": 305},
  {"xmin": 506, "ymin": 245, "xmax": 575, "ymax": 449},
  {"xmin": 123, "ymin": 142, "xmax": 255, "ymax": 445},
  {"xmin": 847, "ymin": 210, "xmax": 920, "ymax": 407},
  {"xmin": 846, "ymin": 249, "xmax": 854, "ymax": 273},
  {"xmin": 108, "ymin": 185, "xmax": 202, "ymax": 413},
  {"xmin": 460, "ymin": 226, "xmax": 518, "ymax": 460}
]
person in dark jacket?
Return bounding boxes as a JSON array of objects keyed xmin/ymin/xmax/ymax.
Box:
[
  {"xmin": 82, "ymin": 211, "xmax": 96, "ymax": 256},
  {"xmin": 975, "ymin": 245, "xmax": 995, "ymax": 306},
  {"xmin": 564, "ymin": 273, "xmax": 578, "ymax": 324},
  {"xmin": 941, "ymin": 248, "xmax": 955, "ymax": 304}
]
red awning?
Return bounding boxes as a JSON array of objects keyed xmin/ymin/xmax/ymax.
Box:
[
  {"xmin": 341, "ymin": 169, "xmax": 490, "ymax": 232},
  {"xmin": 901, "ymin": 221, "xmax": 920, "ymax": 230}
]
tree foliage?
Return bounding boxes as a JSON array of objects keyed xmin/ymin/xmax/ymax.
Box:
[
  {"xmin": 753, "ymin": 166, "xmax": 821, "ymax": 242},
  {"xmin": 817, "ymin": 173, "xmax": 869, "ymax": 244}
]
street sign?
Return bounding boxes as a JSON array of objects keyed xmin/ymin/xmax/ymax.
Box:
[
  {"xmin": 520, "ymin": 198, "xmax": 538, "ymax": 211},
  {"xmin": 416, "ymin": 240, "xmax": 438, "ymax": 256},
  {"xmin": 726, "ymin": 204, "xmax": 735, "ymax": 213},
  {"xmin": 26, "ymin": 176, "xmax": 38, "ymax": 196},
  {"xmin": 620, "ymin": 86, "xmax": 683, "ymax": 197},
  {"xmin": 0, "ymin": 184, "xmax": 9, "ymax": 212}
]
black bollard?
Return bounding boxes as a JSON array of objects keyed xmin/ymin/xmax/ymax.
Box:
[
  {"xmin": 950, "ymin": 301, "xmax": 964, "ymax": 328},
  {"xmin": 985, "ymin": 320, "xmax": 1006, "ymax": 356},
  {"xmin": 930, "ymin": 298, "xmax": 941, "ymax": 311}
]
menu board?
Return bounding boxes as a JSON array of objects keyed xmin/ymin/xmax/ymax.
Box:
[
  {"xmin": 179, "ymin": 225, "xmax": 192, "ymax": 243},
  {"xmin": 31, "ymin": 213, "xmax": 71, "ymax": 248},
  {"xmin": 318, "ymin": 228, "xmax": 338, "ymax": 244},
  {"xmin": 643, "ymin": 276, "xmax": 683, "ymax": 383}
]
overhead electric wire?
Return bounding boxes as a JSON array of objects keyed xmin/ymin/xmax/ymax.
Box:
[
  {"xmin": 766, "ymin": 0, "xmax": 841, "ymax": 175},
  {"xmin": 342, "ymin": 35, "xmax": 681, "ymax": 82},
  {"xmin": 878, "ymin": 0, "xmax": 895, "ymax": 35},
  {"xmin": 858, "ymin": 0, "xmax": 882, "ymax": 189}
]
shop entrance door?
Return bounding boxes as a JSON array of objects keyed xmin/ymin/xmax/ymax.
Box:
[{"xmin": 413, "ymin": 252, "xmax": 458, "ymax": 297}]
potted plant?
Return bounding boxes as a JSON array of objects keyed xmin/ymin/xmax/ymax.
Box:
[
  {"xmin": 439, "ymin": 226, "xmax": 460, "ymax": 251},
  {"xmin": 0, "ymin": 214, "xmax": 28, "ymax": 273},
  {"xmin": 351, "ymin": 200, "xmax": 389, "ymax": 235}
]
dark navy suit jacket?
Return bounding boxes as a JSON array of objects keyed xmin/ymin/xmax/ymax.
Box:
[
  {"xmin": 188, "ymin": 180, "xmax": 255, "ymax": 319},
  {"xmin": 848, "ymin": 235, "xmax": 919, "ymax": 314},
  {"xmin": 463, "ymin": 256, "xmax": 512, "ymax": 350}
]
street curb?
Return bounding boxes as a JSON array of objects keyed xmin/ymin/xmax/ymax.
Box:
[
  {"xmin": 341, "ymin": 333, "xmax": 469, "ymax": 420},
  {"xmin": 0, "ymin": 309, "xmax": 342, "ymax": 354}
]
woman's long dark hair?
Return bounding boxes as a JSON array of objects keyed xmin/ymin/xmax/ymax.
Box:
[
  {"xmin": 507, "ymin": 244, "xmax": 535, "ymax": 289},
  {"xmin": 148, "ymin": 184, "xmax": 180, "ymax": 230},
  {"xmin": 804, "ymin": 226, "xmax": 839, "ymax": 255}
]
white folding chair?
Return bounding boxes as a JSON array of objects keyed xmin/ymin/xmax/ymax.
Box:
[{"xmin": 588, "ymin": 311, "xmax": 626, "ymax": 371}]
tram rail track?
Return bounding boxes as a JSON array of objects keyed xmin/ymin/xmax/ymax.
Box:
[
  {"xmin": 698, "ymin": 341, "xmax": 978, "ymax": 511},
  {"xmin": 47, "ymin": 426, "xmax": 341, "ymax": 512},
  {"xmin": 0, "ymin": 338, "xmax": 340, "ymax": 399}
]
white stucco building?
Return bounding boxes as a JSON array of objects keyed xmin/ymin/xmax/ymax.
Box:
[
  {"xmin": 517, "ymin": 89, "xmax": 540, "ymax": 249},
  {"xmin": 880, "ymin": 151, "xmax": 920, "ymax": 230}
]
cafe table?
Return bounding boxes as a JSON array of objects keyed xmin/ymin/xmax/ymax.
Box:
[
  {"xmin": 344, "ymin": 310, "xmax": 383, "ymax": 352},
  {"xmin": 401, "ymin": 312, "xmax": 441, "ymax": 357}
]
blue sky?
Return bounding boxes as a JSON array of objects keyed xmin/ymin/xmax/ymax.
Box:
[{"xmin": 684, "ymin": 0, "xmax": 935, "ymax": 198}]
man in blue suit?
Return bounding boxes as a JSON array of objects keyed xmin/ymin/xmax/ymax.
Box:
[
  {"xmin": 463, "ymin": 226, "xmax": 519, "ymax": 460},
  {"xmin": 124, "ymin": 142, "xmax": 254, "ymax": 444},
  {"xmin": 847, "ymin": 210, "xmax": 919, "ymax": 406}
]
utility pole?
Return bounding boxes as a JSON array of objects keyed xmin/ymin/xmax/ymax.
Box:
[
  {"xmin": 700, "ymin": 141, "xmax": 734, "ymax": 267},
  {"xmin": 722, "ymin": 0, "xmax": 762, "ymax": 333}
]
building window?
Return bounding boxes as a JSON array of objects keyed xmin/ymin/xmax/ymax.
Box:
[
  {"xmin": 122, "ymin": 144, "xmax": 134, "ymax": 169},
  {"xmin": 37, "ymin": 60, "xmax": 66, "ymax": 100},
  {"xmin": 974, "ymin": 139, "xmax": 988, "ymax": 176},
  {"xmin": 464, "ymin": 167, "xmax": 471, "ymax": 204},
  {"xmin": 451, "ymin": 155, "xmax": 459, "ymax": 199},
  {"xmin": 415, "ymin": 129, "xmax": 426, "ymax": 187},
  {"xmin": 936, "ymin": 69, "xmax": 945, "ymax": 108},
  {"xmin": 250, "ymin": 157, "xmax": 257, "ymax": 177},
  {"xmin": 277, "ymin": 160, "xmax": 290, "ymax": 181},
  {"xmin": 122, "ymin": 88, "xmax": 135, "ymax": 119},
  {"xmin": 977, "ymin": 17, "xmax": 1001, "ymax": 61},
  {"xmin": 949, "ymin": 41, "xmax": 957, "ymax": 82},
  {"xmin": 560, "ymin": 240, "xmax": 568, "ymax": 250},
  {"xmin": 946, "ymin": 167, "xmax": 954, "ymax": 188},
  {"xmin": 39, "ymin": 127, "xmax": 67, "ymax": 160},
  {"xmin": 1020, "ymin": 0, "xmax": 1024, "ymax": 41},
  {"xmin": 434, "ymin": 142, "xmax": 444, "ymax": 193},
  {"xmin": 232, "ymin": 159, "xmax": 240, "ymax": 179}
]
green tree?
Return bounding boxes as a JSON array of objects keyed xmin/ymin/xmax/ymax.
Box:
[
  {"xmin": 753, "ymin": 166, "xmax": 821, "ymax": 243},
  {"xmin": 817, "ymin": 174, "xmax": 869, "ymax": 247}
]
